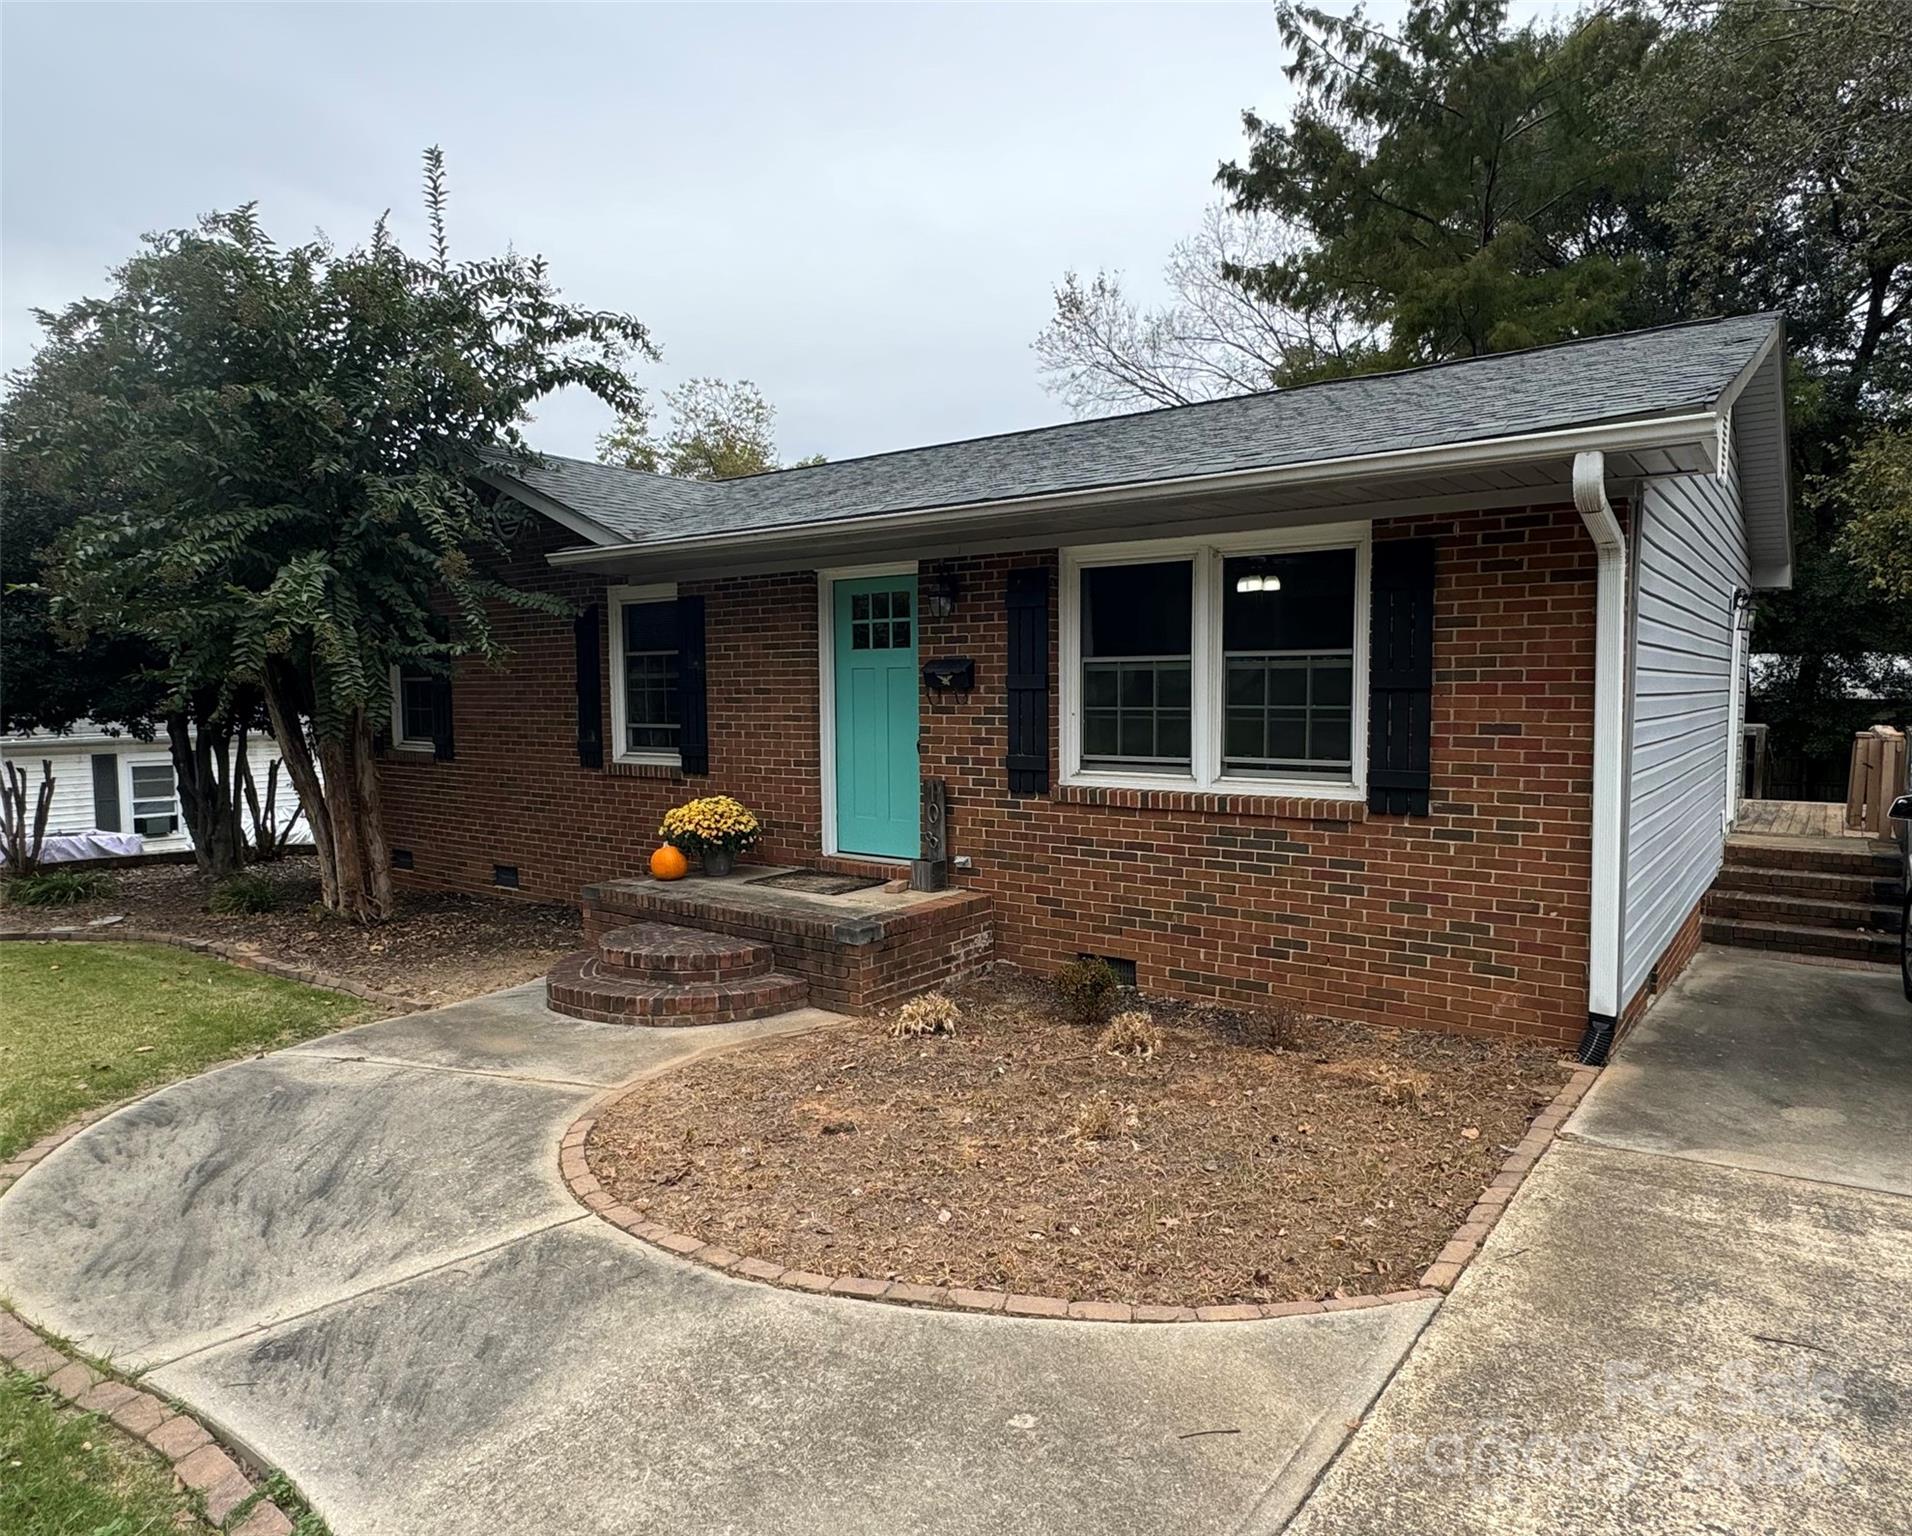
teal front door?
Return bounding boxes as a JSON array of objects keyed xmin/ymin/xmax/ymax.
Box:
[{"xmin": 833, "ymin": 574, "xmax": 920, "ymax": 859}]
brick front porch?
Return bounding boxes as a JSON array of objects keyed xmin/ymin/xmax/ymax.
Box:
[{"xmin": 562, "ymin": 866, "xmax": 995, "ymax": 1018}]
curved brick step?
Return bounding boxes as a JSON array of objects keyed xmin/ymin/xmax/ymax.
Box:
[
  {"xmin": 596, "ymin": 922, "xmax": 774, "ymax": 982},
  {"xmin": 546, "ymin": 951, "xmax": 808, "ymax": 1026}
]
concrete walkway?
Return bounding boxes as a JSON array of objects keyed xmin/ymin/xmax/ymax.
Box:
[
  {"xmin": 0, "ymin": 984, "xmax": 1434, "ymax": 1536},
  {"xmin": 1285, "ymin": 948, "xmax": 1912, "ymax": 1535}
]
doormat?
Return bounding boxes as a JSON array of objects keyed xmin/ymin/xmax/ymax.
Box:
[{"xmin": 750, "ymin": 869, "xmax": 886, "ymax": 896}]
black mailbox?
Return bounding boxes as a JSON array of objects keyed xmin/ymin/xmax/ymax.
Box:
[{"xmin": 923, "ymin": 657, "xmax": 975, "ymax": 693}]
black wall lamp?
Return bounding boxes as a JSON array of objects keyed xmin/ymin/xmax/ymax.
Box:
[{"xmin": 926, "ymin": 563, "xmax": 962, "ymax": 619}]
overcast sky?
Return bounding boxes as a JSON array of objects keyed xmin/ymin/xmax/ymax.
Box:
[{"xmin": 2, "ymin": 1, "xmax": 1553, "ymax": 465}]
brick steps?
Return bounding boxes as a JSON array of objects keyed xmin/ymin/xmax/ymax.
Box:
[
  {"xmin": 596, "ymin": 922, "xmax": 774, "ymax": 981},
  {"xmin": 1721, "ymin": 839, "xmax": 1901, "ymax": 878},
  {"xmin": 1699, "ymin": 916, "xmax": 1899, "ymax": 964},
  {"xmin": 546, "ymin": 923, "xmax": 807, "ymax": 1025},
  {"xmin": 1703, "ymin": 889, "xmax": 1901, "ymax": 931},
  {"xmin": 1706, "ymin": 829, "xmax": 1904, "ymax": 967},
  {"xmin": 1710, "ymin": 864, "xmax": 1903, "ymax": 904}
]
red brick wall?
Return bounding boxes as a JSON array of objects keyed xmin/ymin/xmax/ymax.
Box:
[
  {"xmin": 1615, "ymin": 895, "xmax": 1705, "ymax": 1043},
  {"xmin": 381, "ymin": 503, "xmax": 1602, "ymax": 1048}
]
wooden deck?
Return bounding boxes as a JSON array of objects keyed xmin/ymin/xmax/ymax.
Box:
[{"xmin": 1734, "ymin": 799, "xmax": 1870, "ymax": 840}]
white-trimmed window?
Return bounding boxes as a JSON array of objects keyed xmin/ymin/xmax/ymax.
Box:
[
  {"xmin": 609, "ymin": 583, "xmax": 681, "ymax": 764},
  {"xmin": 128, "ymin": 760, "xmax": 180, "ymax": 838},
  {"xmin": 390, "ymin": 664, "xmax": 436, "ymax": 751},
  {"xmin": 1061, "ymin": 529, "xmax": 1369, "ymax": 798}
]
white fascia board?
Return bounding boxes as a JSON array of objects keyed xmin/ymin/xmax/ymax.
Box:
[{"xmin": 544, "ymin": 410, "xmax": 1722, "ymax": 570}]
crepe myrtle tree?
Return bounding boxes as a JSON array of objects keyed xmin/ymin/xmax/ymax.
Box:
[
  {"xmin": 0, "ymin": 463, "xmax": 260, "ymax": 879},
  {"xmin": 9, "ymin": 148, "xmax": 657, "ymax": 922}
]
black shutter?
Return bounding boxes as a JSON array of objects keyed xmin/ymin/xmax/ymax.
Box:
[
  {"xmin": 430, "ymin": 674, "xmax": 455, "ymax": 762},
  {"xmin": 676, "ymin": 594, "xmax": 709, "ymax": 776},
  {"xmin": 575, "ymin": 604, "xmax": 604, "ymax": 769},
  {"xmin": 91, "ymin": 753, "xmax": 122, "ymax": 831},
  {"xmin": 1367, "ymin": 538, "xmax": 1435, "ymax": 816},
  {"xmin": 1004, "ymin": 566, "xmax": 1050, "ymax": 795}
]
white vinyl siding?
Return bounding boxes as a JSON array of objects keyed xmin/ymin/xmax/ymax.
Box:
[
  {"xmin": 0, "ymin": 742, "xmax": 97, "ymax": 837},
  {"xmin": 1620, "ymin": 447, "xmax": 1750, "ymax": 1000},
  {"xmin": 0, "ymin": 733, "xmax": 313, "ymax": 852}
]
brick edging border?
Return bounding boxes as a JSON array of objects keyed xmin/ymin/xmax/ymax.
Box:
[
  {"xmin": 0, "ymin": 1308, "xmax": 298, "ymax": 1535},
  {"xmin": 558, "ymin": 1054, "xmax": 1601, "ymax": 1322},
  {"xmin": 0, "ymin": 923, "xmax": 430, "ymax": 1013}
]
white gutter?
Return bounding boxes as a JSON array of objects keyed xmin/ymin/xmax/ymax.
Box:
[
  {"xmin": 1572, "ymin": 449, "xmax": 1627, "ymax": 1057},
  {"xmin": 544, "ymin": 410, "xmax": 1722, "ymax": 566}
]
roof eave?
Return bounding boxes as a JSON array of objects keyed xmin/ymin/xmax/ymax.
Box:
[
  {"xmin": 472, "ymin": 466, "xmax": 628, "ymax": 547},
  {"xmin": 544, "ymin": 408, "xmax": 1725, "ymax": 571}
]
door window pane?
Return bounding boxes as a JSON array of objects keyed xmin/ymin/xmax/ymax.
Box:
[
  {"xmin": 849, "ymin": 587, "xmax": 914, "ymax": 651},
  {"xmin": 1080, "ymin": 562, "xmax": 1193, "ymax": 770}
]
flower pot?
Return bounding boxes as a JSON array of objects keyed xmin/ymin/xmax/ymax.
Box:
[{"xmin": 701, "ymin": 847, "xmax": 737, "ymax": 878}]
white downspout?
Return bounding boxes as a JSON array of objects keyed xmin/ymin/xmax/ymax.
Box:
[{"xmin": 1573, "ymin": 450, "xmax": 1626, "ymax": 1061}]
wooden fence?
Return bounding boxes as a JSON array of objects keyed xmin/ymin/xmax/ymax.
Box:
[{"xmin": 1846, "ymin": 725, "xmax": 1909, "ymax": 836}]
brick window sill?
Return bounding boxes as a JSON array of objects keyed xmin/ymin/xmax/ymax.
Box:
[
  {"xmin": 608, "ymin": 759, "xmax": 685, "ymax": 782},
  {"xmin": 1054, "ymin": 781, "xmax": 1367, "ymax": 824}
]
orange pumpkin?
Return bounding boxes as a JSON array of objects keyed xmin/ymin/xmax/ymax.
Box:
[{"xmin": 649, "ymin": 844, "xmax": 689, "ymax": 881}]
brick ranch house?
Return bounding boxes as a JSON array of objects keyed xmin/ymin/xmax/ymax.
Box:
[{"xmin": 379, "ymin": 313, "xmax": 1792, "ymax": 1060}]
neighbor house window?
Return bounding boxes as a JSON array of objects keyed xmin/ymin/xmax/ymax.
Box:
[
  {"xmin": 610, "ymin": 583, "xmax": 680, "ymax": 762},
  {"xmin": 129, "ymin": 762, "xmax": 180, "ymax": 838},
  {"xmin": 392, "ymin": 665, "xmax": 436, "ymax": 750},
  {"xmin": 1064, "ymin": 533, "xmax": 1367, "ymax": 796}
]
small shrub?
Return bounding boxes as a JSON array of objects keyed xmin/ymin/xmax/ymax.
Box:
[
  {"xmin": 1258, "ymin": 1002, "xmax": 1308, "ymax": 1052},
  {"xmin": 1096, "ymin": 1009, "xmax": 1161, "ymax": 1058},
  {"xmin": 891, "ymin": 990, "xmax": 961, "ymax": 1039},
  {"xmin": 1056, "ymin": 956, "xmax": 1118, "ymax": 1025},
  {"xmin": 4, "ymin": 869, "xmax": 117, "ymax": 907},
  {"xmin": 1072, "ymin": 1095, "xmax": 1116, "ymax": 1141},
  {"xmin": 208, "ymin": 873, "xmax": 280, "ymax": 915}
]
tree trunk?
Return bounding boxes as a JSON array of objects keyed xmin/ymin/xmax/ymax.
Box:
[
  {"xmin": 316, "ymin": 733, "xmax": 372, "ymax": 922},
  {"xmin": 350, "ymin": 708, "xmax": 396, "ymax": 920},
  {"xmin": 263, "ymin": 667, "xmax": 339, "ymax": 909},
  {"xmin": 166, "ymin": 709, "xmax": 245, "ymax": 880}
]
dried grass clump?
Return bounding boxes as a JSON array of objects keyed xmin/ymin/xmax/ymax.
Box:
[
  {"xmin": 1056, "ymin": 956, "xmax": 1119, "ymax": 1025},
  {"xmin": 1072, "ymin": 1095, "xmax": 1117, "ymax": 1141},
  {"xmin": 1096, "ymin": 1009, "xmax": 1162, "ymax": 1059},
  {"xmin": 1376, "ymin": 1069, "xmax": 1433, "ymax": 1108},
  {"xmin": 890, "ymin": 990, "xmax": 962, "ymax": 1039}
]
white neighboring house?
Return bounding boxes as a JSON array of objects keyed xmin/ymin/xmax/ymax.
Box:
[{"xmin": 0, "ymin": 723, "xmax": 311, "ymax": 862}]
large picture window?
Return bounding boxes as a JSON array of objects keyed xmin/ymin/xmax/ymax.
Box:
[
  {"xmin": 1221, "ymin": 549, "xmax": 1356, "ymax": 778},
  {"xmin": 1063, "ymin": 533, "xmax": 1368, "ymax": 797},
  {"xmin": 1080, "ymin": 561, "xmax": 1192, "ymax": 771},
  {"xmin": 610, "ymin": 584, "xmax": 681, "ymax": 763}
]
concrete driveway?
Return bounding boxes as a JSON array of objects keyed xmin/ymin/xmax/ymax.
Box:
[
  {"xmin": 0, "ymin": 984, "xmax": 1434, "ymax": 1536},
  {"xmin": 1285, "ymin": 948, "xmax": 1912, "ymax": 1536}
]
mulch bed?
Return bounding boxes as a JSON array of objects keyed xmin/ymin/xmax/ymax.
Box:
[
  {"xmin": 0, "ymin": 860, "xmax": 581, "ymax": 1005},
  {"xmin": 588, "ymin": 972, "xmax": 1573, "ymax": 1307}
]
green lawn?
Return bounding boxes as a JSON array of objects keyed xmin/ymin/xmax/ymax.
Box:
[
  {"xmin": 0, "ymin": 1367, "xmax": 197, "ymax": 1535},
  {"xmin": 0, "ymin": 942, "xmax": 367, "ymax": 1162}
]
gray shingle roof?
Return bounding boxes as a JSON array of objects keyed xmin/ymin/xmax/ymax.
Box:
[{"xmin": 494, "ymin": 313, "xmax": 1781, "ymax": 547}]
